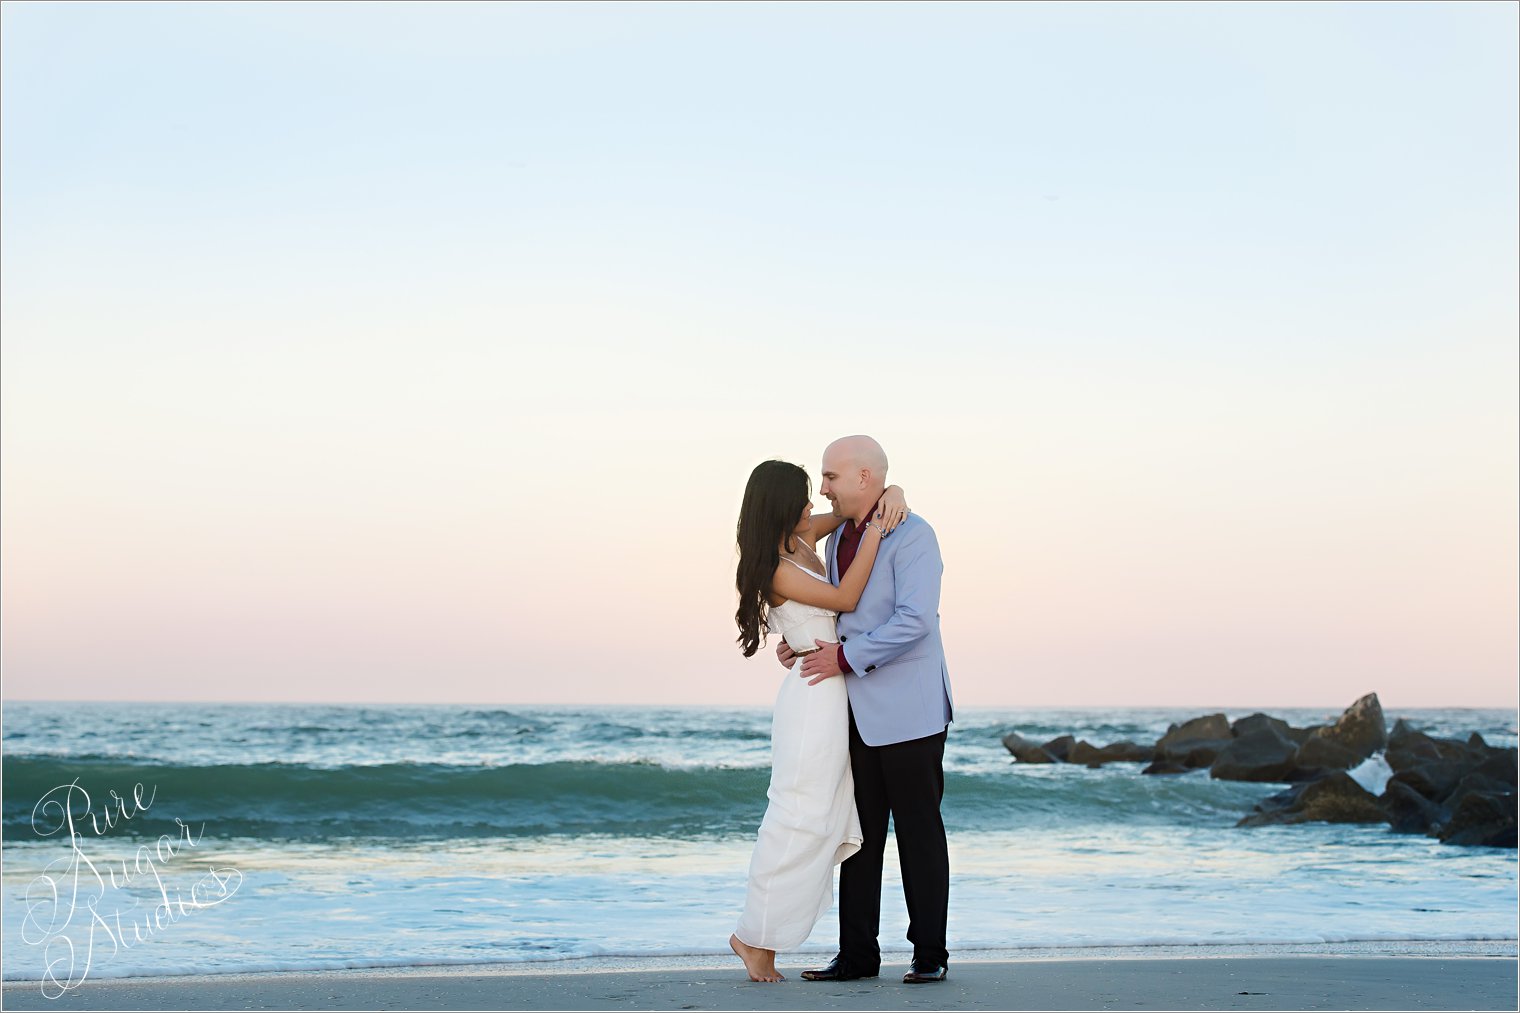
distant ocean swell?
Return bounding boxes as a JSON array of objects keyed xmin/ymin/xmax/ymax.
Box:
[{"xmin": 2, "ymin": 755, "xmax": 1266, "ymax": 842}]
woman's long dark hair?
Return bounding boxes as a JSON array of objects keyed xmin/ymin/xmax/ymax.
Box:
[{"xmin": 735, "ymin": 460, "xmax": 811, "ymax": 658}]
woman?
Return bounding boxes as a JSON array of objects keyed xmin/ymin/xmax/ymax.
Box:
[{"xmin": 728, "ymin": 459, "xmax": 909, "ymax": 982}]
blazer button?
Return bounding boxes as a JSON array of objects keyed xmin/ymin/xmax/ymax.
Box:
[{"xmin": 840, "ymin": 636, "xmax": 847, "ymax": 642}]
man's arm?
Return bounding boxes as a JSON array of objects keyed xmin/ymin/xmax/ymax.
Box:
[{"xmin": 839, "ymin": 520, "xmax": 942, "ymax": 676}]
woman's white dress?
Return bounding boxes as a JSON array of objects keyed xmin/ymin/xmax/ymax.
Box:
[{"xmin": 733, "ymin": 558, "xmax": 863, "ymax": 951}]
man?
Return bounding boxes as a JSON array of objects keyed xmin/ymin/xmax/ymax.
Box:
[{"xmin": 776, "ymin": 434, "xmax": 955, "ymax": 984}]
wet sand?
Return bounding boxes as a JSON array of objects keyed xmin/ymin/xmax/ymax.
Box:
[{"xmin": 5, "ymin": 952, "xmax": 1516, "ymax": 1011}]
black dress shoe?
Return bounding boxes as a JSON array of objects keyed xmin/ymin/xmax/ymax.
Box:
[
  {"xmin": 800, "ymin": 956, "xmax": 878, "ymax": 981},
  {"xmin": 902, "ymin": 958, "xmax": 948, "ymax": 983}
]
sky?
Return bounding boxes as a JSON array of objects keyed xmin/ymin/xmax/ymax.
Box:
[{"xmin": 2, "ymin": 1, "xmax": 1516, "ymax": 711}]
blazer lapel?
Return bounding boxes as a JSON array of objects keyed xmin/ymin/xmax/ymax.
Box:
[{"xmin": 827, "ymin": 529, "xmax": 841, "ymax": 586}]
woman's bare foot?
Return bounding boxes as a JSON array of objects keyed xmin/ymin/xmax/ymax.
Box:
[{"xmin": 729, "ymin": 933, "xmax": 784, "ymax": 982}]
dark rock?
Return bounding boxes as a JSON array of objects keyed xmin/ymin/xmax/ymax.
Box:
[
  {"xmin": 1211, "ymin": 727, "xmax": 1300, "ymax": 782},
  {"xmin": 1142, "ymin": 759, "xmax": 1191, "ymax": 776},
  {"xmin": 1386, "ymin": 725, "xmax": 1474, "ymax": 771},
  {"xmin": 1293, "ymin": 735, "xmax": 1364, "ymax": 771},
  {"xmin": 1293, "ymin": 775, "xmax": 1390, "ymax": 824},
  {"xmin": 1445, "ymin": 772, "xmax": 1514, "ymax": 809},
  {"xmin": 1157, "ymin": 713, "xmax": 1233, "ymax": 769},
  {"xmin": 1066, "ymin": 739, "xmax": 1154, "ymax": 766},
  {"xmin": 1389, "ymin": 720, "xmax": 1464, "ymax": 751},
  {"xmin": 1388, "ymin": 761, "xmax": 1469, "ymax": 803},
  {"xmin": 1386, "ymin": 733, "xmax": 1445, "ymax": 771},
  {"xmin": 1066, "ymin": 740, "xmax": 1105, "ymax": 766},
  {"xmin": 1310, "ymin": 693, "xmax": 1386, "ymax": 760},
  {"xmin": 1236, "ymin": 789, "xmax": 1298, "ymax": 826},
  {"xmin": 1237, "ymin": 772, "xmax": 1388, "ymax": 827},
  {"xmin": 1470, "ymin": 749, "xmax": 1518, "ymax": 788},
  {"xmin": 1002, "ymin": 732, "xmax": 1056, "ymax": 764},
  {"xmin": 1468, "ymin": 732, "xmax": 1488, "ymax": 750},
  {"xmin": 1093, "ymin": 740, "xmax": 1155, "ymax": 763},
  {"xmin": 1158, "ymin": 714, "xmax": 1231, "ymax": 755},
  {"xmin": 1381, "ymin": 779, "xmax": 1449, "ymax": 834},
  {"xmin": 1171, "ymin": 739, "xmax": 1232, "ymax": 769},
  {"xmin": 1040, "ymin": 735, "xmax": 1076, "ymax": 762},
  {"xmin": 1285, "ymin": 724, "xmax": 1321, "ymax": 745},
  {"xmin": 1230, "ymin": 713, "xmax": 1292, "ymax": 740},
  {"xmin": 1435, "ymin": 791, "xmax": 1517, "ymax": 848}
]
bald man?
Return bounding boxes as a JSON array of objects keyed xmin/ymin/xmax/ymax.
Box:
[{"xmin": 779, "ymin": 435, "xmax": 956, "ymax": 984}]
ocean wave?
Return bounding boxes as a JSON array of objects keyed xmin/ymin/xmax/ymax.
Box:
[
  {"xmin": 2, "ymin": 756, "xmax": 772, "ymax": 842},
  {"xmin": 2, "ymin": 755, "xmax": 1268, "ymax": 844}
]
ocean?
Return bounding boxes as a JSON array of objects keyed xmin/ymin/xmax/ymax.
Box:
[{"xmin": 2, "ymin": 701, "xmax": 1515, "ymax": 985}]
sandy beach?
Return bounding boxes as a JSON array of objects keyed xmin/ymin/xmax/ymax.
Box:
[{"xmin": 5, "ymin": 945, "xmax": 1516, "ymax": 1011}]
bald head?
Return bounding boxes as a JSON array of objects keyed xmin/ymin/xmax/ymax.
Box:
[{"xmin": 820, "ymin": 435, "xmax": 889, "ymax": 523}]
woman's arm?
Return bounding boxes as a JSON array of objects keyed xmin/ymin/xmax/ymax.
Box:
[
  {"xmin": 770, "ymin": 521, "xmax": 885, "ymax": 612},
  {"xmin": 803, "ymin": 512, "xmax": 847, "ymax": 547},
  {"xmin": 794, "ymin": 485, "xmax": 909, "ymax": 550}
]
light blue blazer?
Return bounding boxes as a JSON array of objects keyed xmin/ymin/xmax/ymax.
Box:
[{"xmin": 827, "ymin": 512, "xmax": 954, "ymax": 747}]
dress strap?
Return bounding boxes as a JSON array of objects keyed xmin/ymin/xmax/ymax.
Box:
[{"xmin": 779, "ymin": 555, "xmax": 827, "ymax": 580}]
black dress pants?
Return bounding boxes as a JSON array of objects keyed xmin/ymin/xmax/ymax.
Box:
[{"xmin": 838, "ymin": 705, "xmax": 949, "ymax": 973}]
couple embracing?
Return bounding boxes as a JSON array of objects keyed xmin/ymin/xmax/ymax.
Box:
[{"xmin": 728, "ymin": 435, "xmax": 955, "ymax": 985}]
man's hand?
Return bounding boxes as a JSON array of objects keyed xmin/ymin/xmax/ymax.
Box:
[
  {"xmin": 799, "ymin": 640, "xmax": 844, "ymax": 685},
  {"xmin": 776, "ymin": 640, "xmax": 797, "ymax": 670}
]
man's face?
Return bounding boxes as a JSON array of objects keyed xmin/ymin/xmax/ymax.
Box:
[{"xmin": 819, "ymin": 449, "xmax": 855, "ymax": 518}]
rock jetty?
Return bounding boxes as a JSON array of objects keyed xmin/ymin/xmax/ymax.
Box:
[{"xmin": 1001, "ymin": 693, "xmax": 1516, "ymax": 848}]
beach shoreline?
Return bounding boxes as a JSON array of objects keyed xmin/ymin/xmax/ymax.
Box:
[
  {"xmin": 5, "ymin": 941, "xmax": 1516, "ymax": 1011},
  {"xmin": 6, "ymin": 937, "xmax": 1515, "ymax": 983}
]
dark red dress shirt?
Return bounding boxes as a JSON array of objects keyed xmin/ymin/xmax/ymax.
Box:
[{"xmin": 833, "ymin": 505, "xmax": 881, "ymax": 675}]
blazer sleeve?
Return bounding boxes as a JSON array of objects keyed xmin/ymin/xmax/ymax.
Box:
[{"xmin": 840, "ymin": 520, "xmax": 942, "ymax": 676}]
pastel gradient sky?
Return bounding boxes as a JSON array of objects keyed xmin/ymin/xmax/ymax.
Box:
[{"xmin": 2, "ymin": 2, "xmax": 1515, "ymax": 710}]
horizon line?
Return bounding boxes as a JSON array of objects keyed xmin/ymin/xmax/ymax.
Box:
[{"xmin": 3, "ymin": 697, "xmax": 1516, "ymax": 712}]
